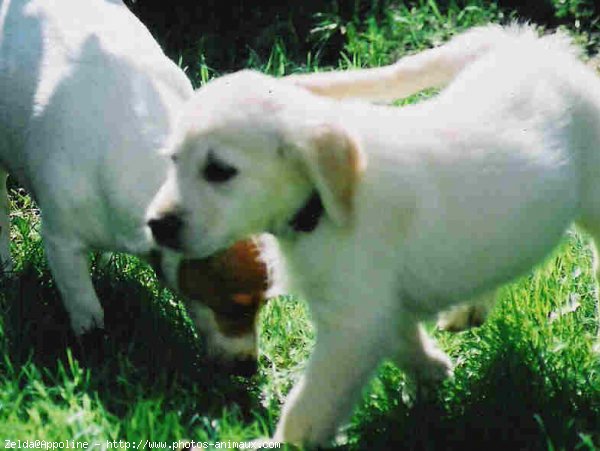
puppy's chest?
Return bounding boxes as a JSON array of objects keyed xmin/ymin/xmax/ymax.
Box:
[
  {"xmin": 282, "ymin": 240, "xmax": 337, "ymax": 298},
  {"xmin": 285, "ymin": 238, "xmax": 374, "ymax": 310},
  {"xmin": 289, "ymin": 257, "xmax": 332, "ymax": 301}
]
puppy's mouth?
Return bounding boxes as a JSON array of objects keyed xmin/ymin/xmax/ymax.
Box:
[{"xmin": 182, "ymin": 234, "xmax": 236, "ymax": 260}]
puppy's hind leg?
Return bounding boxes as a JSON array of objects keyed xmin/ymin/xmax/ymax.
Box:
[
  {"xmin": 0, "ymin": 169, "xmax": 12, "ymax": 272},
  {"xmin": 394, "ymin": 322, "xmax": 453, "ymax": 390},
  {"xmin": 43, "ymin": 232, "xmax": 104, "ymax": 334}
]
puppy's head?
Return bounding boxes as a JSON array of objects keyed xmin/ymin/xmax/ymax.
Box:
[
  {"xmin": 146, "ymin": 70, "xmax": 366, "ymax": 258},
  {"xmin": 149, "ymin": 237, "xmax": 275, "ymax": 376}
]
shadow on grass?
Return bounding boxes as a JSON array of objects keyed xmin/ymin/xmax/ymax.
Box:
[
  {"xmin": 349, "ymin": 322, "xmax": 600, "ymax": 451},
  {"xmin": 0, "ymin": 251, "xmax": 264, "ymax": 422}
]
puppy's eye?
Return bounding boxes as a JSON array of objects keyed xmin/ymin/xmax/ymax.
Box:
[{"xmin": 202, "ymin": 152, "xmax": 238, "ymax": 183}]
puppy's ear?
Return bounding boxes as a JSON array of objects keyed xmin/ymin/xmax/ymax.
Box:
[{"xmin": 292, "ymin": 124, "xmax": 366, "ymax": 226}]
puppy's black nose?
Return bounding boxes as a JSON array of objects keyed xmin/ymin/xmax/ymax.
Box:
[
  {"xmin": 147, "ymin": 214, "xmax": 183, "ymax": 250},
  {"xmin": 231, "ymin": 357, "xmax": 258, "ymax": 377}
]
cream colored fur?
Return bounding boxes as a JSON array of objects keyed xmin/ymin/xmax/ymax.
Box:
[{"xmin": 149, "ymin": 25, "xmax": 600, "ymax": 446}]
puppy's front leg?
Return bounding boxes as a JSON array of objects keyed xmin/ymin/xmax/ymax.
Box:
[
  {"xmin": 43, "ymin": 233, "xmax": 104, "ymax": 334},
  {"xmin": 273, "ymin": 315, "xmax": 388, "ymax": 447}
]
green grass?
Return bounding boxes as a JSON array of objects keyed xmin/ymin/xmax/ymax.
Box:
[{"xmin": 2, "ymin": 1, "xmax": 600, "ymax": 450}]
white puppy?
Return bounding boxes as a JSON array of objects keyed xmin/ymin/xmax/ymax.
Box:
[
  {"xmin": 0, "ymin": 0, "xmax": 271, "ymax": 371},
  {"xmin": 147, "ymin": 24, "xmax": 600, "ymax": 445}
]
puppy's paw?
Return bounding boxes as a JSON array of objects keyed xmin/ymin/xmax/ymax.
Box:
[
  {"xmin": 410, "ymin": 351, "xmax": 453, "ymax": 387},
  {"xmin": 437, "ymin": 304, "xmax": 487, "ymax": 332},
  {"xmin": 273, "ymin": 405, "xmax": 336, "ymax": 449},
  {"xmin": 423, "ymin": 349, "xmax": 454, "ymax": 383},
  {"xmin": 70, "ymin": 307, "xmax": 105, "ymax": 335},
  {"xmin": 402, "ymin": 328, "xmax": 454, "ymax": 387},
  {"xmin": 403, "ymin": 354, "xmax": 453, "ymax": 402}
]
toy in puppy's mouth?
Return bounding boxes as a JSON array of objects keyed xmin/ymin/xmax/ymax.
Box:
[{"xmin": 149, "ymin": 238, "xmax": 270, "ymax": 377}]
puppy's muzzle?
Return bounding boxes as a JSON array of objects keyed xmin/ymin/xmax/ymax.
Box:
[{"xmin": 147, "ymin": 214, "xmax": 183, "ymax": 250}]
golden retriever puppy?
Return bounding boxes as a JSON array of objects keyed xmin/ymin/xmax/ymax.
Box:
[{"xmin": 147, "ymin": 25, "xmax": 600, "ymax": 444}]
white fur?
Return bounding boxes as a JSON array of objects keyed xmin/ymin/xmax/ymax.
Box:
[
  {"xmin": 150, "ymin": 25, "xmax": 600, "ymax": 446},
  {"xmin": 0, "ymin": 0, "xmax": 253, "ymax": 363},
  {"xmin": 0, "ymin": 0, "xmax": 190, "ymax": 332}
]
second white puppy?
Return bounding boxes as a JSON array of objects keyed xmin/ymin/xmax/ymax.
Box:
[
  {"xmin": 0, "ymin": 0, "xmax": 271, "ymax": 371},
  {"xmin": 148, "ymin": 25, "xmax": 600, "ymax": 445}
]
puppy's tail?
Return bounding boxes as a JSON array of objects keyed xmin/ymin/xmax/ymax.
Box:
[
  {"xmin": 286, "ymin": 24, "xmax": 576, "ymax": 103},
  {"xmin": 285, "ymin": 25, "xmax": 509, "ymax": 102}
]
